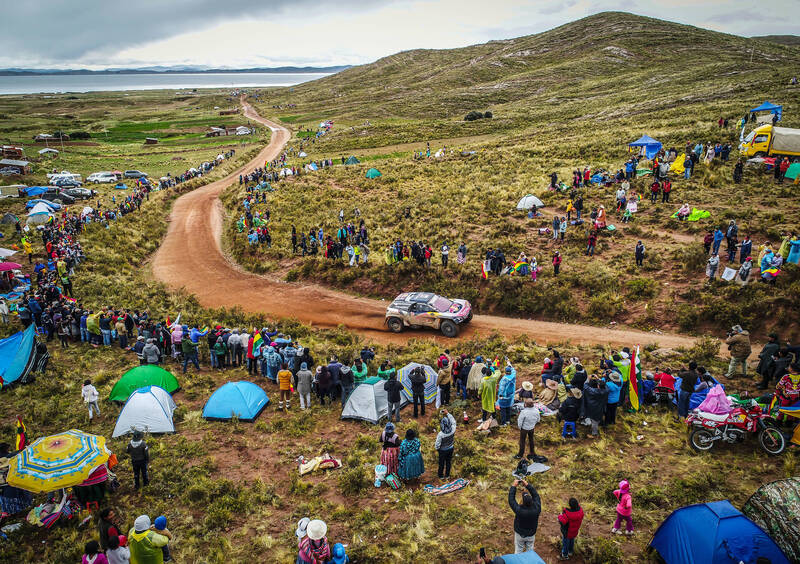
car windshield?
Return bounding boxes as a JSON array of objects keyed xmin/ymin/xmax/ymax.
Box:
[
  {"xmin": 744, "ymin": 131, "xmax": 755, "ymax": 143},
  {"xmin": 431, "ymin": 296, "xmax": 455, "ymax": 312}
]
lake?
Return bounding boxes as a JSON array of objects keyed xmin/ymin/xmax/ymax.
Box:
[{"xmin": 0, "ymin": 72, "xmax": 332, "ymax": 95}]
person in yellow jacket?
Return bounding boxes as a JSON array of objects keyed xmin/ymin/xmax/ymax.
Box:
[
  {"xmin": 277, "ymin": 363, "xmax": 293, "ymax": 411},
  {"xmin": 22, "ymin": 238, "xmax": 32, "ymax": 264},
  {"xmin": 479, "ymin": 365, "xmax": 501, "ymax": 423},
  {"xmin": 128, "ymin": 515, "xmax": 171, "ymax": 564}
]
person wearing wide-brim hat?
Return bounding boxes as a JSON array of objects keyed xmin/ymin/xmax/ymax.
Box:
[
  {"xmin": 517, "ymin": 380, "xmax": 535, "ymax": 402},
  {"xmin": 300, "ymin": 520, "xmax": 330, "ymax": 563},
  {"xmin": 296, "ymin": 517, "xmax": 312, "ymax": 564},
  {"xmin": 537, "ymin": 378, "xmax": 561, "ymax": 411},
  {"xmin": 604, "ymin": 372, "xmax": 623, "ymax": 426}
]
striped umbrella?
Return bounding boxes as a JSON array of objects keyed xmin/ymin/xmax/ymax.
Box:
[
  {"xmin": 399, "ymin": 362, "xmax": 439, "ymax": 404},
  {"xmin": 6, "ymin": 429, "xmax": 111, "ymax": 493}
]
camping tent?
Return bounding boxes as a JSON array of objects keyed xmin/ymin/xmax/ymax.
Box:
[
  {"xmin": 649, "ymin": 500, "xmax": 789, "ymax": 564},
  {"xmin": 298, "ymin": 151, "xmax": 307, "ymax": 157},
  {"xmin": 742, "ymin": 478, "xmax": 800, "ymax": 563},
  {"xmin": 0, "ymin": 324, "xmax": 39, "ymax": 389},
  {"xmin": 305, "ymin": 162, "xmax": 318, "ymax": 171},
  {"xmin": 109, "ymin": 365, "xmax": 180, "ymax": 401},
  {"xmin": 27, "ymin": 202, "xmax": 53, "ymax": 216},
  {"xmin": 365, "ymin": 168, "xmax": 382, "ymax": 179},
  {"xmin": 750, "ymin": 101, "xmax": 782, "ymax": 122},
  {"xmin": 341, "ymin": 377, "xmax": 409, "ymax": 424},
  {"xmin": 629, "ymin": 135, "xmax": 663, "ymax": 160},
  {"xmin": 0, "ymin": 247, "xmax": 17, "ymax": 258},
  {"xmin": 279, "ymin": 168, "xmax": 294, "ymax": 177},
  {"xmin": 203, "ymin": 381, "xmax": 269, "ymax": 421},
  {"xmin": 345, "ymin": 156, "xmax": 359, "ymax": 165},
  {"xmin": 1, "ymin": 213, "xmax": 19, "ymax": 224},
  {"xmin": 112, "ymin": 386, "xmax": 177, "ymax": 438},
  {"xmin": 398, "ymin": 363, "xmax": 438, "ymax": 404},
  {"xmin": 785, "ymin": 162, "xmax": 800, "ymax": 181},
  {"xmin": 25, "ymin": 199, "xmax": 60, "ymax": 211},
  {"xmin": 434, "ymin": 149, "xmax": 445, "ymax": 158},
  {"xmin": 516, "ymin": 194, "xmax": 545, "ymax": 210}
]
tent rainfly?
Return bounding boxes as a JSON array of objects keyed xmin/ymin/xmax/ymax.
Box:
[
  {"xmin": 365, "ymin": 168, "xmax": 382, "ymax": 179},
  {"xmin": 27, "ymin": 202, "xmax": 53, "ymax": 216},
  {"xmin": 112, "ymin": 386, "xmax": 177, "ymax": 437},
  {"xmin": 203, "ymin": 381, "xmax": 269, "ymax": 421},
  {"xmin": 341, "ymin": 377, "xmax": 409, "ymax": 424},
  {"xmin": 742, "ymin": 478, "xmax": 800, "ymax": 563},
  {"xmin": 749, "ymin": 101, "xmax": 782, "ymax": 122},
  {"xmin": 109, "ymin": 365, "xmax": 180, "ymax": 402},
  {"xmin": 345, "ymin": 156, "xmax": 359, "ymax": 165},
  {"xmin": 516, "ymin": 194, "xmax": 545, "ymax": 210},
  {"xmin": 649, "ymin": 500, "xmax": 790, "ymax": 564},
  {"xmin": 399, "ymin": 363, "xmax": 438, "ymax": 404},
  {"xmin": 0, "ymin": 324, "xmax": 41, "ymax": 389},
  {"xmin": 628, "ymin": 135, "xmax": 663, "ymax": 160}
]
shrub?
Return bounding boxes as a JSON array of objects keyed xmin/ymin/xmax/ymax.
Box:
[
  {"xmin": 679, "ymin": 245, "xmax": 708, "ymax": 273},
  {"xmin": 338, "ymin": 464, "xmax": 371, "ymax": 496},
  {"xmin": 588, "ymin": 292, "xmax": 623, "ymax": 320},
  {"xmin": 68, "ymin": 131, "xmax": 91, "ymax": 140},
  {"xmin": 464, "ymin": 111, "xmax": 484, "ymax": 121},
  {"xmin": 686, "ymin": 335, "xmax": 720, "ymax": 364},
  {"xmin": 582, "ymin": 536, "xmax": 624, "ymax": 564},
  {"xmin": 676, "ymin": 303, "xmax": 701, "ymax": 331},
  {"xmin": 625, "ymin": 277, "xmax": 658, "ymax": 300},
  {"xmin": 484, "ymin": 111, "xmax": 493, "ymax": 119}
]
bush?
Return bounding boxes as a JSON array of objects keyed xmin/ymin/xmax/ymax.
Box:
[
  {"xmin": 588, "ymin": 292, "xmax": 623, "ymax": 320},
  {"xmin": 338, "ymin": 464, "xmax": 371, "ymax": 496},
  {"xmin": 68, "ymin": 131, "xmax": 91, "ymax": 140},
  {"xmin": 484, "ymin": 111, "xmax": 493, "ymax": 119},
  {"xmin": 464, "ymin": 111, "xmax": 484, "ymax": 121},
  {"xmin": 626, "ymin": 277, "xmax": 658, "ymax": 300}
]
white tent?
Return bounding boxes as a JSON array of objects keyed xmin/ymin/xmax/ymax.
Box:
[
  {"xmin": 516, "ymin": 194, "xmax": 545, "ymax": 210},
  {"xmin": 28, "ymin": 202, "xmax": 53, "ymax": 216},
  {"xmin": 434, "ymin": 149, "xmax": 445, "ymax": 158},
  {"xmin": 298, "ymin": 151, "xmax": 307, "ymax": 158},
  {"xmin": 81, "ymin": 206, "xmax": 93, "ymax": 216},
  {"xmin": 279, "ymin": 168, "xmax": 294, "ymax": 177},
  {"xmin": 112, "ymin": 385, "xmax": 177, "ymax": 438},
  {"xmin": 341, "ymin": 378, "xmax": 408, "ymax": 424},
  {"xmin": 0, "ymin": 247, "xmax": 17, "ymax": 258}
]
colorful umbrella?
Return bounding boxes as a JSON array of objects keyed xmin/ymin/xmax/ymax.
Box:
[
  {"xmin": 0, "ymin": 262, "xmax": 22, "ymax": 272},
  {"xmin": 6, "ymin": 429, "xmax": 111, "ymax": 493}
]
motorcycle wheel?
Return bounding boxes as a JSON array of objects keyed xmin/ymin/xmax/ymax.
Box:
[
  {"xmin": 758, "ymin": 426, "xmax": 786, "ymax": 455},
  {"xmin": 689, "ymin": 428, "xmax": 716, "ymax": 452}
]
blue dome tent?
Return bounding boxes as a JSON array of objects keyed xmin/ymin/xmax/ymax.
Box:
[
  {"xmin": 629, "ymin": 135, "xmax": 663, "ymax": 160},
  {"xmin": 649, "ymin": 500, "xmax": 790, "ymax": 564},
  {"xmin": 749, "ymin": 101, "xmax": 782, "ymax": 122},
  {"xmin": 0, "ymin": 324, "xmax": 40, "ymax": 389},
  {"xmin": 203, "ymin": 381, "xmax": 269, "ymax": 421}
]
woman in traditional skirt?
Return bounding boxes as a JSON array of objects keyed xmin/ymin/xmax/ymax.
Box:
[
  {"xmin": 397, "ymin": 428, "xmax": 425, "ymax": 481},
  {"xmin": 379, "ymin": 422, "xmax": 400, "ymax": 475}
]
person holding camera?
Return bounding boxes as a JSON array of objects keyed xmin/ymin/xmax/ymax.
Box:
[
  {"xmin": 725, "ymin": 325, "xmax": 751, "ymax": 379},
  {"xmin": 508, "ymin": 478, "xmax": 541, "ymax": 553}
]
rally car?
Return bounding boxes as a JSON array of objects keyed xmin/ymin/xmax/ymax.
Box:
[{"xmin": 384, "ymin": 292, "xmax": 472, "ymax": 337}]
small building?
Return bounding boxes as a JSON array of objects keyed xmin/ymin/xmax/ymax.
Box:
[
  {"xmin": 1, "ymin": 146, "xmax": 24, "ymax": 159},
  {"xmin": 0, "ymin": 159, "xmax": 32, "ymax": 175},
  {"xmin": 219, "ymin": 108, "xmax": 239, "ymax": 115},
  {"xmin": 144, "ymin": 137, "xmax": 158, "ymax": 145},
  {"xmin": 206, "ymin": 126, "xmax": 227, "ymax": 137},
  {"xmin": 38, "ymin": 148, "xmax": 59, "ymax": 157}
]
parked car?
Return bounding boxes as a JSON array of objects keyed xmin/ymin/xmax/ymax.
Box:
[
  {"xmin": 51, "ymin": 177, "xmax": 83, "ymax": 188},
  {"xmin": 123, "ymin": 170, "xmax": 148, "ymax": 179},
  {"xmin": 61, "ymin": 187, "xmax": 94, "ymax": 200},
  {"xmin": 40, "ymin": 188, "xmax": 75, "ymax": 205},
  {"xmin": 384, "ymin": 292, "xmax": 472, "ymax": 337},
  {"xmin": 86, "ymin": 172, "xmax": 118, "ymax": 184}
]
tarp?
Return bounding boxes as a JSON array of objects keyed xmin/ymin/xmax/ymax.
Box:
[
  {"xmin": 0, "ymin": 247, "xmax": 17, "ymax": 257},
  {"xmin": 22, "ymin": 187, "xmax": 48, "ymax": 197},
  {"xmin": 27, "ymin": 202, "xmax": 53, "ymax": 216},
  {"xmin": 399, "ymin": 363, "xmax": 438, "ymax": 404},
  {"xmin": 341, "ymin": 377, "xmax": 408, "ymax": 424},
  {"xmin": 516, "ymin": 194, "xmax": 544, "ymax": 210},
  {"xmin": 203, "ymin": 381, "xmax": 269, "ymax": 421},
  {"xmin": 742, "ymin": 478, "xmax": 800, "ymax": 563},
  {"xmin": 109, "ymin": 365, "xmax": 180, "ymax": 401},
  {"xmin": 365, "ymin": 168, "xmax": 382, "ymax": 179},
  {"xmin": 750, "ymin": 101, "xmax": 782, "ymax": 121},
  {"xmin": 345, "ymin": 156, "xmax": 359, "ymax": 165},
  {"xmin": 494, "ymin": 553, "xmax": 546, "ymax": 564},
  {"xmin": 112, "ymin": 385, "xmax": 177, "ymax": 438},
  {"xmin": 0, "ymin": 324, "xmax": 37, "ymax": 389},
  {"xmin": 670, "ymin": 153, "xmax": 686, "ymax": 175},
  {"xmin": 25, "ymin": 199, "xmax": 60, "ymax": 211},
  {"xmin": 771, "ymin": 127, "xmax": 800, "ymax": 154},
  {"xmin": 673, "ymin": 376, "xmax": 721, "ymax": 410},
  {"xmin": 671, "ymin": 208, "xmax": 711, "ymax": 222},
  {"xmin": 785, "ymin": 162, "xmax": 800, "ymax": 180},
  {"xmin": 650, "ymin": 500, "xmax": 789, "ymax": 564},
  {"xmin": 629, "ymin": 135, "xmax": 663, "ymax": 160}
]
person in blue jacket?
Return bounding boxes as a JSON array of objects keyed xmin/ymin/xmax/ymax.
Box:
[
  {"xmin": 712, "ymin": 228, "xmax": 724, "ymax": 255},
  {"xmin": 498, "ymin": 362, "xmax": 517, "ymax": 425},
  {"xmin": 603, "ymin": 372, "xmax": 622, "ymax": 425}
]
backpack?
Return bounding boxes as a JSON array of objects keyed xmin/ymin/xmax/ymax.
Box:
[{"xmin": 385, "ymin": 474, "xmax": 401, "ymax": 490}]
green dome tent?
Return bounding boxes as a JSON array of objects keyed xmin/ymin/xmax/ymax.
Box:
[
  {"xmin": 345, "ymin": 156, "xmax": 360, "ymax": 165},
  {"xmin": 365, "ymin": 168, "xmax": 382, "ymax": 179},
  {"xmin": 109, "ymin": 365, "xmax": 180, "ymax": 401}
]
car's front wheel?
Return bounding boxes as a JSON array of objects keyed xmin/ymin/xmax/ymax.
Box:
[
  {"xmin": 386, "ymin": 317, "xmax": 404, "ymax": 333},
  {"xmin": 440, "ymin": 320, "xmax": 459, "ymax": 338}
]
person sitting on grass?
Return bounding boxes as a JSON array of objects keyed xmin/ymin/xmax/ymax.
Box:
[{"xmin": 397, "ymin": 428, "xmax": 424, "ymax": 482}]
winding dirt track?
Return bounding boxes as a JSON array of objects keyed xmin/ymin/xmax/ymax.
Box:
[{"xmin": 151, "ymin": 99, "xmax": 696, "ymax": 349}]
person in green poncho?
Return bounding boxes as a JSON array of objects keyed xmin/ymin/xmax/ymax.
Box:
[
  {"xmin": 351, "ymin": 358, "xmax": 368, "ymax": 383},
  {"xmin": 129, "ymin": 515, "xmax": 171, "ymax": 564},
  {"xmin": 479, "ymin": 365, "xmax": 500, "ymax": 422},
  {"xmin": 377, "ymin": 360, "xmax": 395, "ymax": 380}
]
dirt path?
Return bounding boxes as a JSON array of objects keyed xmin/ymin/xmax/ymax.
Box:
[{"xmin": 151, "ymin": 99, "xmax": 697, "ymax": 349}]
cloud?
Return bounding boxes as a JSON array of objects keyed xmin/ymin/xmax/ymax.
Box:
[{"xmin": 1, "ymin": 0, "xmax": 798, "ymax": 69}]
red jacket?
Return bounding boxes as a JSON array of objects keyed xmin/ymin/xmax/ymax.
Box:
[{"xmin": 558, "ymin": 507, "xmax": 584, "ymax": 539}]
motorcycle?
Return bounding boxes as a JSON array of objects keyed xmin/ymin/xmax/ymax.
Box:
[{"xmin": 686, "ymin": 400, "xmax": 785, "ymax": 455}]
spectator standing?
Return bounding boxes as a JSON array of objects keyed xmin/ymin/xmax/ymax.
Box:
[{"xmin": 508, "ymin": 479, "xmax": 541, "ymax": 553}]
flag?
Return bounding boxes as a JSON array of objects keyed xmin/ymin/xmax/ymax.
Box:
[
  {"xmin": 252, "ymin": 332, "xmax": 263, "ymax": 357},
  {"xmin": 15, "ymin": 416, "xmax": 26, "ymax": 451},
  {"xmin": 481, "ymin": 260, "xmax": 490, "ymax": 280},
  {"xmin": 629, "ymin": 346, "xmax": 641, "ymax": 411}
]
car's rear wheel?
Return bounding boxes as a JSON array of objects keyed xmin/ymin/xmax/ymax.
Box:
[
  {"xmin": 466, "ymin": 311, "xmax": 473, "ymax": 323},
  {"xmin": 386, "ymin": 317, "xmax": 404, "ymax": 333},
  {"xmin": 440, "ymin": 320, "xmax": 459, "ymax": 338}
]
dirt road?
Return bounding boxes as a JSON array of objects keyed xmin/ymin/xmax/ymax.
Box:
[{"xmin": 151, "ymin": 99, "xmax": 697, "ymax": 349}]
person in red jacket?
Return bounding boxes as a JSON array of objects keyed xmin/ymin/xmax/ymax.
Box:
[
  {"xmin": 557, "ymin": 498, "xmax": 584, "ymax": 560},
  {"xmin": 552, "ymin": 251, "xmax": 562, "ymax": 276},
  {"xmin": 661, "ymin": 179, "xmax": 671, "ymax": 203},
  {"xmin": 779, "ymin": 157, "xmax": 790, "ymax": 184}
]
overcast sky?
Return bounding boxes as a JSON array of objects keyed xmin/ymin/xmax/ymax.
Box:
[{"xmin": 3, "ymin": 0, "xmax": 798, "ymax": 70}]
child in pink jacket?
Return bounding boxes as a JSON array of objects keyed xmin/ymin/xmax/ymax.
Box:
[{"xmin": 611, "ymin": 480, "xmax": 633, "ymax": 535}]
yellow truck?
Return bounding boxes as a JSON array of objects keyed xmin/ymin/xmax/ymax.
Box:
[{"xmin": 739, "ymin": 124, "xmax": 800, "ymax": 158}]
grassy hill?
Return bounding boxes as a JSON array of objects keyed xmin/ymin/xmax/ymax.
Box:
[
  {"xmin": 753, "ymin": 34, "xmax": 800, "ymax": 47},
  {"xmin": 242, "ymin": 11, "xmax": 800, "ymax": 340}
]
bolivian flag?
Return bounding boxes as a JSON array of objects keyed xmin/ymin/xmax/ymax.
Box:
[
  {"xmin": 629, "ymin": 346, "xmax": 641, "ymax": 411},
  {"xmin": 252, "ymin": 332, "xmax": 264, "ymax": 357},
  {"xmin": 15, "ymin": 416, "xmax": 26, "ymax": 451}
]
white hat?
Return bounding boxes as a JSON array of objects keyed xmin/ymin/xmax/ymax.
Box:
[
  {"xmin": 295, "ymin": 517, "xmax": 310, "ymax": 538},
  {"xmin": 134, "ymin": 515, "xmax": 151, "ymax": 532},
  {"xmin": 307, "ymin": 519, "xmax": 327, "ymax": 540}
]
